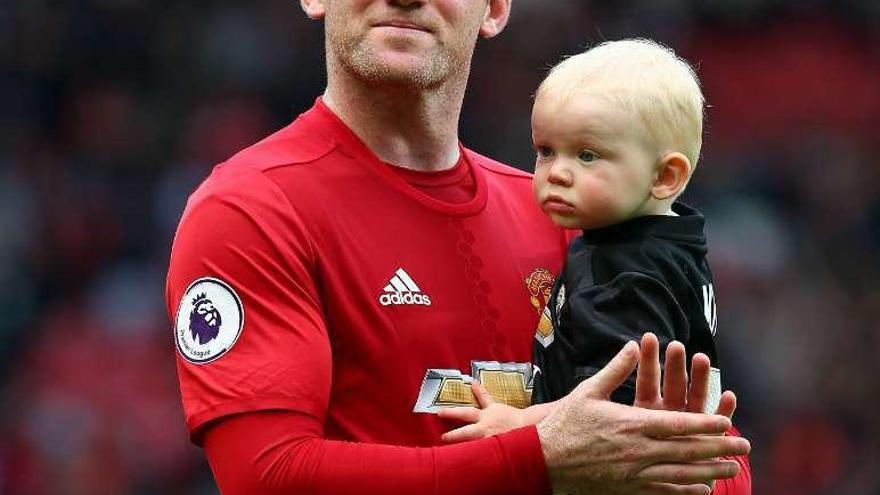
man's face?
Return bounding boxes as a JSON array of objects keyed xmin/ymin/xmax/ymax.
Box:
[
  {"xmin": 321, "ymin": 0, "xmax": 489, "ymax": 88},
  {"xmin": 531, "ymin": 92, "xmax": 660, "ymax": 230}
]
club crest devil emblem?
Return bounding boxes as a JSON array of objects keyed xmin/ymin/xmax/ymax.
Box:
[{"xmin": 525, "ymin": 268, "xmax": 556, "ymax": 347}]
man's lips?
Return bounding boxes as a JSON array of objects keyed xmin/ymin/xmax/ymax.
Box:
[{"xmin": 374, "ymin": 20, "xmax": 432, "ymax": 33}]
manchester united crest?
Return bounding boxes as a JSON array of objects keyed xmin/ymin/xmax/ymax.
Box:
[{"xmin": 525, "ymin": 268, "xmax": 556, "ymax": 347}]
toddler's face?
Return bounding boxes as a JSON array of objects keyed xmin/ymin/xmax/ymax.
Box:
[{"xmin": 531, "ymin": 92, "xmax": 659, "ymax": 230}]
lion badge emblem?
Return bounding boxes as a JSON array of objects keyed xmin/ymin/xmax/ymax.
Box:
[
  {"xmin": 175, "ymin": 277, "xmax": 244, "ymax": 364},
  {"xmin": 189, "ymin": 293, "xmax": 222, "ymax": 345}
]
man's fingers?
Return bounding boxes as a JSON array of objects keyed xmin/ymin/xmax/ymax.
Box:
[
  {"xmin": 685, "ymin": 353, "xmax": 711, "ymax": 413},
  {"xmin": 439, "ymin": 423, "xmax": 485, "ymax": 443},
  {"xmin": 641, "ymin": 482, "xmax": 712, "ymax": 495},
  {"xmin": 646, "ymin": 435, "xmax": 751, "ymax": 463},
  {"xmin": 638, "ymin": 460, "xmax": 741, "ymax": 484},
  {"xmin": 576, "ymin": 340, "xmax": 639, "ymax": 399},
  {"xmin": 437, "ymin": 406, "xmax": 480, "ymax": 424},
  {"xmin": 642, "ymin": 409, "xmax": 732, "ymax": 437},
  {"xmin": 715, "ymin": 390, "xmax": 737, "ymax": 419},
  {"xmin": 471, "ymin": 380, "xmax": 495, "ymax": 408},
  {"xmin": 662, "ymin": 341, "xmax": 687, "ymax": 410},
  {"xmin": 635, "ymin": 332, "xmax": 661, "ymax": 405}
]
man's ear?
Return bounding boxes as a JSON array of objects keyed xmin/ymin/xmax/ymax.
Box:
[
  {"xmin": 479, "ymin": 0, "xmax": 512, "ymax": 38},
  {"xmin": 301, "ymin": 0, "xmax": 326, "ymax": 20},
  {"xmin": 651, "ymin": 152, "xmax": 692, "ymax": 200}
]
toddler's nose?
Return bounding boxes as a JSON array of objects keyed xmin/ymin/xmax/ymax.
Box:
[{"xmin": 547, "ymin": 161, "xmax": 573, "ymax": 186}]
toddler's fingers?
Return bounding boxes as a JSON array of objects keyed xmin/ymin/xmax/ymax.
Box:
[
  {"xmin": 471, "ymin": 380, "xmax": 495, "ymax": 408},
  {"xmin": 440, "ymin": 423, "xmax": 488, "ymax": 444},
  {"xmin": 437, "ymin": 406, "xmax": 481, "ymax": 424}
]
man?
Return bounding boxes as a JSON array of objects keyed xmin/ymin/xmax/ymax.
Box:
[{"xmin": 166, "ymin": 1, "xmax": 750, "ymax": 494}]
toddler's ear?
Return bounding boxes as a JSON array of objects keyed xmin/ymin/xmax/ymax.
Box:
[{"xmin": 652, "ymin": 152, "xmax": 692, "ymax": 200}]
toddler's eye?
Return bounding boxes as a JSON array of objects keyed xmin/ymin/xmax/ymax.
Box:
[
  {"xmin": 535, "ymin": 146, "xmax": 555, "ymax": 160},
  {"xmin": 578, "ymin": 150, "xmax": 597, "ymax": 163}
]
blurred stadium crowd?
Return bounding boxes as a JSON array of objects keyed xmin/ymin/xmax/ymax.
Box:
[{"xmin": 2, "ymin": 1, "xmax": 879, "ymax": 493}]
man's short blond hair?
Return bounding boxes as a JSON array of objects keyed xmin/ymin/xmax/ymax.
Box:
[{"xmin": 536, "ymin": 39, "xmax": 704, "ymax": 168}]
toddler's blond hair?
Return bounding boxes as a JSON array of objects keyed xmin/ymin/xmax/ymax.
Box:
[{"xmin": 537, "ymin": 39, "xmax": 704, "ymax": 169}]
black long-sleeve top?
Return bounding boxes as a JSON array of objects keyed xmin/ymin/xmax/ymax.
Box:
[{"xmin": 533, "ymin": 202, "xmax": 721, "ymax": 406}]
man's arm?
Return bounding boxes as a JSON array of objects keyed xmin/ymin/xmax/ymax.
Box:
[
  {"xmin": 202, "ymin": 342, "xmax": 748, "ymax": 495},
  {"xmin": 443, "ymin": 338, "xmax": 750, "ymax": 495},
  {"xmin": 439, "ymin": 335, "xmax": 735, "ymax": 443},
  {"xmin": 203, "ymin": 411, "xmax": 550, "ymax": 495}
]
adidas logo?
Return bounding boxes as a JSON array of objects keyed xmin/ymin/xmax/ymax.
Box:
[{"xmin": 379, "ymin": 268, "xmax": 432, "ymax": 306}]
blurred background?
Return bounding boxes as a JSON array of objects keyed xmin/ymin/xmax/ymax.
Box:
[{"xmin": 2, "ymin": 0, "xmax": 879, "ymax": 493}]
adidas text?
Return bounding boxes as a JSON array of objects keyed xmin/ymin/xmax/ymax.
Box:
[{"xmin": 379, "ymin": 293, "xmax": 432, "ymax": 306}]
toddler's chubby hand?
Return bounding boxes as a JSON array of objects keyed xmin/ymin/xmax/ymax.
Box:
[{"xmin": 438, "ymin": 380, "xmax": 525, "ymax": 443}]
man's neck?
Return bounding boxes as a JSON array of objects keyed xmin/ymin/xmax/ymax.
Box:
[{"xmin": 322, "ymin": 66, "xmax": 467, "ymax": 172}]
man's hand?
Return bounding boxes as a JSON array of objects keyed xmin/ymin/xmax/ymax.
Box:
[
  {"xmin": 537, "ymin": 340, "xmax": 750, "ymax": 495},
  {"xmin": 632, "ymin": 333, "xmax": 739, "ymax": 493},
  {"xmin": 635, "ymin": 333, "xmax": 737, "ymax": 418}
]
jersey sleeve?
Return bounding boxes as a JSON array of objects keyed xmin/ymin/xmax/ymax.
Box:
[
  {"xmin": 203, "ymin": 411, "xmax": 550, "ymax": 495},
  {"xmin": 713, "ymin": 427, "xmax": 752, "ymax": 495},
  {"xmin": 166, "ymin": 166, "xmax": 331, "ymax": 441},
  {"xmin": 535, "ymin": 271, "xmax": 687, "ymax": 403}
]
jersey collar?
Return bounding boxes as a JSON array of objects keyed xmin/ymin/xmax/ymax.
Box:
[
  {"xmin": 580, "ymin": 202, "xmax": 707, "ymax": 246},
  {"xmin": 306, "ymin": 97, "xmax": 489, "ymax": 217}
]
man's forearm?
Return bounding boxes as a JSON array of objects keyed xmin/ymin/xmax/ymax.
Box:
[{"xmin": 204, "ymin": 411, "xmax": 550, "ymax": 495}]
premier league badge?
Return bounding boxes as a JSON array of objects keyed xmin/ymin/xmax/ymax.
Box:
[{"xmin": 175, "ymin": 277, "xmax": 244, "ymax": 364}]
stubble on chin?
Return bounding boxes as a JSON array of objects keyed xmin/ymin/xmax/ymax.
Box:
[{"xmin": 332, "ymin": 34, "xmax": 456, "ymax": 89}]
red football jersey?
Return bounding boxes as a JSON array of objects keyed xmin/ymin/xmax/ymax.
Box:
[{"xmin": 166, "ymin": 99, "xmax": 568, "ymax": 491}]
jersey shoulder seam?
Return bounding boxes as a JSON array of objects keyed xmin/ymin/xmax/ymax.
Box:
[
  {"xmin": 253, "ymin": 168, "xmax": 320, "ymax": 263},
  {"xmin": 220, "ymin": 140, "xmax": 339, "ymax": 173},
  {"xmin": 191, "ymin": 165, "xmax": 320, "ymax": 264}
]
